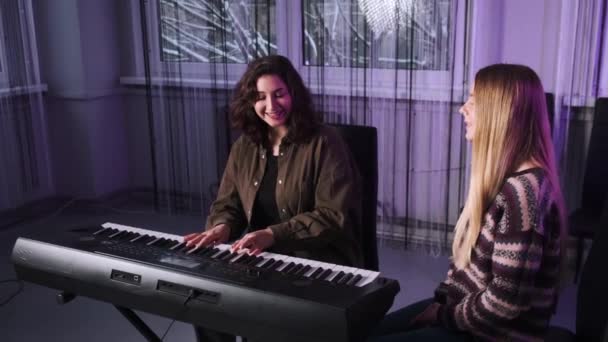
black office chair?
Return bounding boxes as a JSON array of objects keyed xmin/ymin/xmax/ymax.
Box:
[
  {"xmin": 330, "ymin": 124, "xmax": 379, "ymax": 271},
  {"xmin": 545, "ymin": 199, "xmax": 608, "ymax": 341},
  {"xmin": 217, "ymin": 120, "xmax": 380, "ymax": 272},
  {"xmin": 546, "ymin": 92, "xmax": 555, "ymax": 131},
  {"xmin": 569, "ymin": 97, "xmax": 608, "ymax": 282}
]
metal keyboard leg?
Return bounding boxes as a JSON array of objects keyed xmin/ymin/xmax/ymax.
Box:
[{"xmin": 115, "ymin": 305, "xmax": 162, "ymax": 342}]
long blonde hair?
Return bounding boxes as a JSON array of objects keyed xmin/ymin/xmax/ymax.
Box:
[{"xmin": 452, "ymin": 64, "xmax": 566, "ymax": 269}]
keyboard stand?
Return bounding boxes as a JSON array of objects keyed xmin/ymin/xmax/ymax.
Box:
[
  {"xmin": 115, "ymin": 306, "xmax": 162, "ymax": 342},
  {"xmin": 56, "ymin": 291, "xmax": 161, "ymax": 342}
]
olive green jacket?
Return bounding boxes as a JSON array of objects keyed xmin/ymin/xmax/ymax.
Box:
[{"xmin": 206, "ymin": 125, "xmax": 363, "ymax": 267}]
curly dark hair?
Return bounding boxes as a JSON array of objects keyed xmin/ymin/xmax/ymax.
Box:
[{"xmin": 230, "ymin": 55, "xmax": 322, "ymax": 145}]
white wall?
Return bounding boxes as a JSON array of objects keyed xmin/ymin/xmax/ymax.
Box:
[{"xmin": 34, "ymin": 0, "xmax": 129, "ymax": 199}]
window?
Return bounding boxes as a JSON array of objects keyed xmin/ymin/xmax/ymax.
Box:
[
  {"xmin": 131, "ymin": 0, "xmax": 465, "ymax": 96},
  {"xmin": 158, "ymin": 0, "xmax": 277, "ymax": 63},
  {"xmin": 288, "ymin": 0, "xmax": 466, "ymax": 99},
  {"xmin": 130, "ymin": 0, "xmax": 282, "ymax": 81},
  {"xmin": 302, "ymin": 0, "xmax": 452, "ymax": 70}
]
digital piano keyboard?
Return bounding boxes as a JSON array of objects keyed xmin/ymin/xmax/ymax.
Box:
[{"xmin": 11, "ymin": 222, "xmax": 400, "ymax": 341}]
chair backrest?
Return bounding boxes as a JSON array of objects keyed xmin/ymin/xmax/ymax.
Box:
[
  {"xmin": 577, "ymin": 198, "xmax": 608, "ymax": 341},
  {"xmin": 546, "ymin": 92, "xmax": 555, "ymax": 131},
  {"xmin": 330, "ymin": 124, "xmax": 379, "ymax": 271},
  {"xmin": 581, "ymin": 98, "xmax": 608, "ymax": 213}
]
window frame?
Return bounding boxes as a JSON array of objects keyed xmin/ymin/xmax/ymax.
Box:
[
  {"xmin": 133, "ymin": 0, "xmax": 287, "ymax": 84},
  {"xmin": 0, "ymin": 4, "xmax": 10, "ymax": 88},
  {"xmin": 286, "ymin": 0, "xmax": 468, "ymax": 100},
  {"xmin": 0, "ymin": 0, "xmax": 41, "ymax": 90},
  {"xmin": 129, "ymin": 0, "xmax": 468, "ymax": 99}
]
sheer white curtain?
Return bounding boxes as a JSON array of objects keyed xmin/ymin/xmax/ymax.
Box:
[
  {"xmin": 134, "ymin": 0, "xmax": 468, "ymax": 252},
  {"xmin": 553, "ymin": 0, "xmax": 607, "ymax": 210},
  {"xmin": 297, "ymin": 0, "xmax": 469, "ymax": 253},
  {"xmin": 135, "ymin": 0, "xmax": 274, "ymax": 215},
  {"xmin": 0, "ymin": 0, "xmax": 49, "ymax": 211}
]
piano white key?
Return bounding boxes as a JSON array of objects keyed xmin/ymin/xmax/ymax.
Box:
[{"xmin": 215, "ymin": 243, "xmax": 232, "ymax": 251}]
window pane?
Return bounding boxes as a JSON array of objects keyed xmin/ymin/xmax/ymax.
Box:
[
  {"xmin": 303, "ymin": 0, "xmax": 452, "ymax": 70},
  {"xmin": 158, "ymin": 0, "xmax": 276, "ymax": 63}
]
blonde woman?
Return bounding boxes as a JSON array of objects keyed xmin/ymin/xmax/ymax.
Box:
[{"xmin": 368, "ymin": 64, "xmax": 566, "ymax": 341}]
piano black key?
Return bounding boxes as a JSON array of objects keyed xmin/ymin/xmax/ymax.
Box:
[
  {"xmin": 128, "ymin": 233, "xmax": 143, "ymax": 242},
  {"xmin": 337, "ymin": 273, "xmax": 354, "ymax": 285},
  {"xmin": 318, "ymin": 269, "xmax": 333, "ymax": 280},
  {"xmin": 239, "ymin": 255, "xmax": 258, "ymax": 266},
  {"xmin": 200, "ymin": 247, "xmax": 220, "ymax": 257},
  {"xmin": 109, "ymin": 230, "xmax": 125, "ymax": 239},
  {"xmin": 295, "ymin": 265, "xmax": 311, "ymax": 277},
  {"xmin": 176, "ymin": 244, "xmax": 191, "ymax": 253},
  {"xmin": 144, "ymin": 235, "xmax": 160, "ymax": 244},
  {"xmin": 213, "ymin": 250, "xmax": 230, "ymax": 260},
  {"xmin": 310, "ymin": 268, "xmax": 324, "ymax": 279},
  {"xmin": 93, "ymin": 227, "xmax": 110, "ymax": 235},
  {"xmin": 152, "ymin": 238, "xmax": 166, "ymax": 246},
  {"xmin": 347, "ymin": 274, "xmax": 363, "ymax": 287},
  {"xmin": 249, "ymin": 256, "xmax": 265, "ymax": 266},
  {"xmin": 187, "ymin": 245, "xmax": 209, "ymax": 255},
  {"xmin": 118, "ymin": 231, "xmax": 131, "ymax": 239},
  {"xmin": 169, "ymin": 241, "xmax": 184, "ymax": 250},
  {"xmin": 122, "ymin": 232, "xmax": 137, "ymax": 240},
  {"xmin": 114, "ymin": 231, "xmax": 128, "ymax": 240},
  {"xmin": 280, "ymin": 262, "xmax": 295, "ymax": 274},
  {"xmin": 260, "ymin": 258, "xmax": 276, "ymax": 269},
  {"xmin": 162, "ymin": 238, "xmax": 175, "ymax": 247},
  {"xmin": 120, "ymin": 231, "xmax": 134, "ymax": 240},
  {"xmin": 156, "ymin": 238, "xmax": 171, "ymax": 247},
  {"xmin": 200, "ymin": 246, "xmax": 216, "ymax": 255},
  {"xmin": 99, "ymin": 228, "xmax": 119, "ymax": 237},
  {"xmin": 145, "ymin": 237, "xmax": 160, "ymax": 246},
  {"xmin": 331, "ymin": 271, "xmax": 346, "ymax": 284},
  {"xmin": 132, "ymin": 234, "xmax": 151, "ymax": 244},
  {"xmin": 164, "ymin": 239, "xmax": 180, "ymax": 248},
  {"xmin": 234, "ymin": 254, "xmax": 253, "ymax": 264},
  {"xmin": 221, "ymin": 252, "xmax": 238, "ymax": 261},
  {"xmin": 288, "ymin": 264, "xmax": 303, "ymax": 275},
  {"xmin": 269, "ymin": 260, "xmax": 284, "ymax": 271}
]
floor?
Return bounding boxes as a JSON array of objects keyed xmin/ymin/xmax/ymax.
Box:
[{"xmin": 0, "ymin": 205, "xmax": 577, "ymax": 341}]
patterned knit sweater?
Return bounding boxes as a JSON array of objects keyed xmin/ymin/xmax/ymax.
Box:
[{"xmin": 437, "ymin": 168, "xmax": 562, "ymax": 341}]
